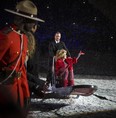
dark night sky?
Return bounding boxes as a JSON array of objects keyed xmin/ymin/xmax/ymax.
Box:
[
  {"xmin": 0, "ymin": 0, "xmax": 116, "ymax": 54},
  {"xmin": 0, "ymin": 0, "xmax": 116, "ymax": 75}
]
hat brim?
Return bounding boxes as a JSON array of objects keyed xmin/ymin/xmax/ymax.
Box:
[{"xmin": 5, "ymin": 9, "xmax": 45, "ymax": 23}]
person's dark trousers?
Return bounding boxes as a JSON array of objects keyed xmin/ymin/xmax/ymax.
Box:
[
  {"xmin": 27, "ymin": 73, "xmax": 45, "ymax": 97},
  {"xmin": 46, "ymin": 57, "xmax": 55, "ymax": 85}
]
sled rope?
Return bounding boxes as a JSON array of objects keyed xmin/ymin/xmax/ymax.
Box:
[{"xmin": 93, "ymin": 94, "xmax": 116, "ymax": 103}]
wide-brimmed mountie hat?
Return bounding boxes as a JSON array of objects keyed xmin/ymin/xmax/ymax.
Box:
[
  {"xmin": 4, "ymin": 0, "xmax": 45, "ymax": 22},
  {"xmin": 56, "ymin": 49, "xmax": 67, "ymax": 59}
]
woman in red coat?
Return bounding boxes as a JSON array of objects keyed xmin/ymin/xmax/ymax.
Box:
[
  {"xmin": 0, "ymin": 0, "xmax": 44, "ymax": 109},
  {"xmin": 55, "ymin": 49, "xmax": 84, "ymax": 87}
]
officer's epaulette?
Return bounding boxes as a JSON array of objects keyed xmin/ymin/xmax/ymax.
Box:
[{"xmin": 2, "ymin": 27, "xmax": 12, "ymax": 35}]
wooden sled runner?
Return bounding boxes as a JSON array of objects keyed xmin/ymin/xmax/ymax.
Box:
[{"xmin": 71, "ymin": 85, "xmax": 97, "ymax": 96}]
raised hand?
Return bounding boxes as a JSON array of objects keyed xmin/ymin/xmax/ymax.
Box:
[
  {"xmin": 79, "ymin": 50, "xmax": 85, "ymax": 56},
  {"xmin": 77, "ymin": 50, "xmax": 85, "ymax": 59}
]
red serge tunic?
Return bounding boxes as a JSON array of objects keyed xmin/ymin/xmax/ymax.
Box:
[{"xmin": 0, "ymin": 25, "xmax": 30, "ymax": 107}]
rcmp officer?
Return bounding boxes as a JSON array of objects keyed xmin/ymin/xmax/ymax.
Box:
[{"xmin": 0, "ymin": 0, "xmax": 44, "ymax": 109}]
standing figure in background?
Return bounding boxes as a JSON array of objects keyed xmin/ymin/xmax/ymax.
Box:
[
  {"xmin": 0, "ymin": 0, "xmax": 44, "ymax": 112},
  {"xmin": 55, "ymin": 49, "xmax": 84, "ymax": 87},
  {"xmin": 47, "ymin": 32, "xmax": 71, "ymax": 85}
]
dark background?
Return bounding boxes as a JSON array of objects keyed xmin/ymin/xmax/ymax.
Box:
[{"xmin": 0, "ymin": 0, "xmax": 116, "ymax": 76}]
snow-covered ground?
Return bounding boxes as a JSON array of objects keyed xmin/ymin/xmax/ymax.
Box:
[{"xmin": 27, "ymin": 76, "xmax": 116, "ymax": 118}]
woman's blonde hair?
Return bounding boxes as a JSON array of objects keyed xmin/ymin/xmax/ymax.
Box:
[
  {"xmin": 56, "ymin": 49, "xmax": 67, "ymax": 59},
  {"xmin": 26, "ymin": 32, "xmax": 36, "ymax": 58}
]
